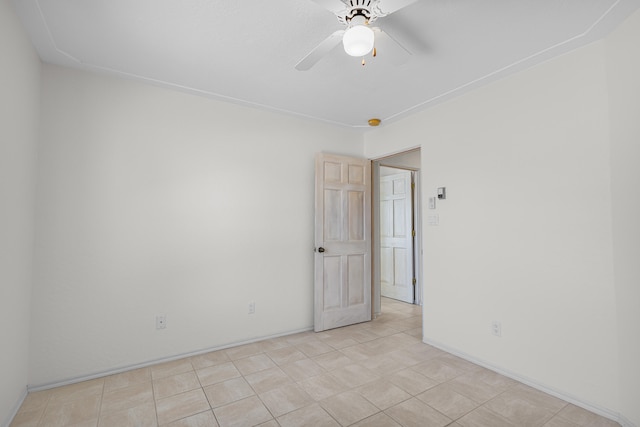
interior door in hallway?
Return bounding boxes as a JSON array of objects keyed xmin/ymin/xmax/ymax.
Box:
[
  {"xmin": 314, "ymin": 153, "xmax": 371, "ymax": 332},
  {"xmin": 380, "ymin": 169, "xmax": 414, "ymax": 304}
]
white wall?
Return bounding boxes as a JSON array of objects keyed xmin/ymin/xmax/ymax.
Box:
[
  {"xmin": 0, "ymin": 0, "xmax": 40, "ymax": 424},
  {"xmin": 365, "ymin": 41, "xmax": 622, "ymax": 415},
  {"xmin": 30, "ymin": 65, "xmax": 363, "ymax": 386},
  {"xmin": 605, "ymin": 10, "xmax": 640, "ymax": 427}
]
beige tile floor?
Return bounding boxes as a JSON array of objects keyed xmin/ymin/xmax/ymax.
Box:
[{"xmin": 11, "ymin": 298, "xmax": 620, "ymax": 427}]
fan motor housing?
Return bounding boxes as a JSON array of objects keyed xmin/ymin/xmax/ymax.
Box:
[{"xmin": 338, "ymin": 0, "xmax": 385, "ymax": 24}]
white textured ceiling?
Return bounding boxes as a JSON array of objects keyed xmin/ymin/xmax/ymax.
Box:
[{"xmin": 11, "ymin": 0, "xmax": 640, "ymax": 128}]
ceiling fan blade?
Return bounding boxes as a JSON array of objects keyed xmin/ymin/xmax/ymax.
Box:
[
  {"xmin": 295, "ymin": 30, "xmax": 345, "ymax": 71},
  {"xmin": 378, "ymin": 27, "xmax": 411, "ymax": 55},
  {"xmin": 309, "ymin": 0, "xmax": 348, "ymax": 15},
  {"xmin": 377, "ymin": 0, "xmax": 419, "ymax": 15},
  {"xmin": 374, "ymin": 27, "xmax": 412, "ymax": 65}
]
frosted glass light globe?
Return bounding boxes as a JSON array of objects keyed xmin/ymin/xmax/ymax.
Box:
[{"xmin": 342, "ymin": 25, "xmax": 374, "ymax": 57}]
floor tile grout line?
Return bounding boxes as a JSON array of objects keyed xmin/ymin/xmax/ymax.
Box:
[
  {"xmin": 163, "ymin": 408, "xmax": 212, "ymax": 427},
  {"xmin": 150, "ymin": 372, "xmax": 160, "ymax": 427},
  {"xmin": 251, "ymin": 379, "xmax": 280, "ymax": 424},
  {"xmin": 33, "ymin": 391, "xmax": 50, "ymax": 427},
  {"xmin": 478, "ymin": 381, "xmax": 572, "ymax": 427},
  {"xmin": 96, "ymin": 379, "xmax": 105, "ymax": 426}
]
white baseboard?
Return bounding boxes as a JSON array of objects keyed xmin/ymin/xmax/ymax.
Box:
[
  {"xmin": 424, "ymin": 338, "xmax": 635, "ymax": 427},
  {"xmin": 618, "ymin": 414, "xmax": 637, "ymax": 427},
  {"xmin": 2, "ymin": 386, "xmax": 28, "ymax": 427},
  {"xmin": 28, "ymin": 326, "xmax": 313, "ymax": 392}
]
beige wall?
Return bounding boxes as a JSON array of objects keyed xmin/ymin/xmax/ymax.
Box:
[
  {"xmin": 605, "ymin": 10, "xmax": 640, "ymax": 427},
  {"xmin": 0, "ymin": 0, "xmax": 41, "ymax": 424},
  {"xmin": 366, "ymin": 36, "xmax": 627, "ymax": 420},
  {"xmin": 30, "ymin": 65, "xmax": 364, "ymax": 386}
]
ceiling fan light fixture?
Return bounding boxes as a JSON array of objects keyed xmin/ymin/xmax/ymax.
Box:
[{"xmin": 342, "ymin": 24, "xmax": 374, "ymax": 57}]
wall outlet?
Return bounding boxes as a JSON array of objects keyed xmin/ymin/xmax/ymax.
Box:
[
  {"xmin": 156, "ymin": 315, "xmax": 166, "ymax": 329},
  {"xmin": 491, "ymin": 320, "xmax": 501, "ymax": 337},
  {"xmin": 248, "ymin": 301, "xmax": 255, "ymax": 314}
]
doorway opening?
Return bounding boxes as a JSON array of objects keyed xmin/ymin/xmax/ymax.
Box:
[{"xmin": 372, "ymin": 148, "xmax": 422, "ymax": 321}]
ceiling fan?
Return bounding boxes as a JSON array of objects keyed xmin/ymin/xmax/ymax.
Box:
[{"xmin": 296, "ymin": 0, "xmax": 418, "ymax": 71}]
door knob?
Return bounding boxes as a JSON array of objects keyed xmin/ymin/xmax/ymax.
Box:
[{"xmin": 318, "ymin": 247, "xmax": 325, "ymax": 253}]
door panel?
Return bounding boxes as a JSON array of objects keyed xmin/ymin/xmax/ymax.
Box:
[
  {"xmin": 348, "ymin": 191, "xmax": 364, "ymax": 240},
  {"xmin": 315, "ymin": 153, "xmax": 371, "ymax": 332},
  {"xmin": 348, "ymin": 254, "xmax": 365, "ymax": 305},
  {"xmin": 394, "ymin": 248, "xmax": 408, "ymax": 285},
  {"xmin": 323, "ymin": 256, "xmax": 342, "ymax": 310},
  {"xmin": 324, "ymin": 189, "xmax": 341, "ymax": 241},
  {"xmin": 380, "ymin": 170, "xmax": 414, "ymax": 303},
  {"xmin": 393, "ymin": 199, "xmax": 406, "ymax": 236}
]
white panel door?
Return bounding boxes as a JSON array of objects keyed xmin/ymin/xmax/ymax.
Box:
[
  {"xmin": 380, "ymin": 171, "xmax": 414, "ymax": 303},
  {"xmin": 314, "ymin": 153, "xmax": 371, "ymax": 332}
]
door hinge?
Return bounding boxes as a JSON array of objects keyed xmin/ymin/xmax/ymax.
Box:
[
  {"xmin": 412, "ymin": 229, "xmax": 416, "ymax": 237},
  {"xmin": 411, "ymin": 182, "xmax": 415, "ymax": 190},
  {"xmin": 412, "ymin": 278, "xmax": 417, "ymax": 286}
]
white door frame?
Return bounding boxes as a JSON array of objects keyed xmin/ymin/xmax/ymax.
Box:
[
  {"xmin": 371, "ymin": 152, "xmax": 423, "ymax": 316},
  {"xmin": 379, "ymin": 168, "xmax": 414, "ymax": 304}
]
